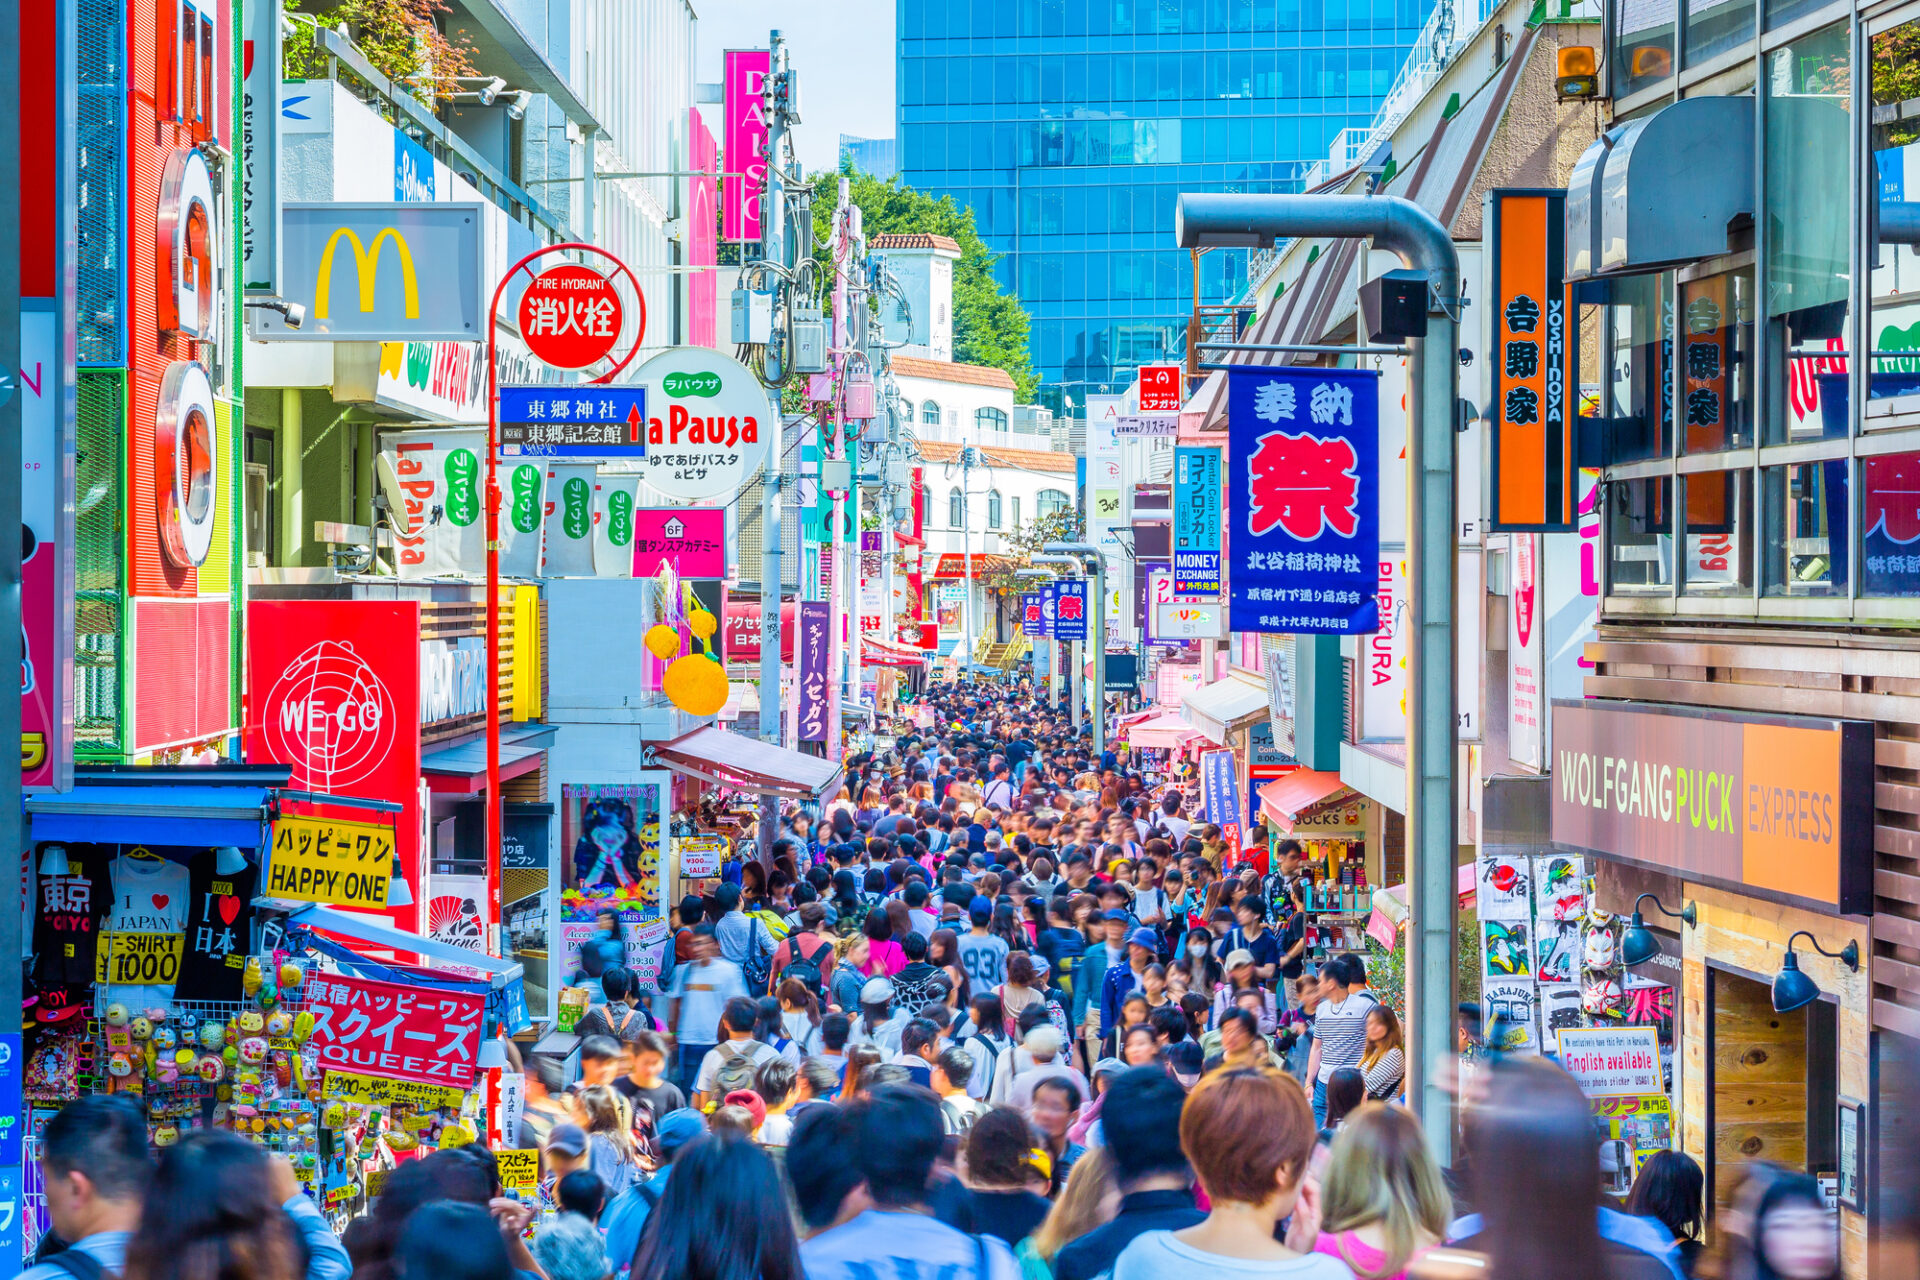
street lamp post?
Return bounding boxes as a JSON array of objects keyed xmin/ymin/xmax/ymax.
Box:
[
  {"xmin": 1043, "ymin": 543, "xmax": 1107, "ymax": 761},
  {"xmin": 1176, "ymin": 191, "xmax": 1459, "ymax": 1160}
]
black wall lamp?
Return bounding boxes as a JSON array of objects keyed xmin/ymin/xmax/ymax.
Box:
[
  {"xmin": 1773, "ymin": 930, "xmax": 1860, "ymax": 1014},
  {"xmin": 1620, "ymin": 893, "xmax": 1697, "ymax": 966}
]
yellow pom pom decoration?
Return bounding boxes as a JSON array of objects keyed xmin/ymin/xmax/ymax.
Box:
[
  {"xmin": 644, "ymin": 624, "xmax": 682, "ymax": 661},
  {"xmin": 662, "ymin": 653, "xmax": 729, "ymax": 717},
  {"xmin": 688, "ymin": 608, "xmax": 718, "ymax": 641}
]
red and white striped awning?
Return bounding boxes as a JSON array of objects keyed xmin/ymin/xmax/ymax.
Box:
[{"xmin": 861, "ymin": 634, "xmax": 929, "ymax": 667}]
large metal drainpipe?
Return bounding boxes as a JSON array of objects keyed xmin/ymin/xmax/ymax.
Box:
[{"xmin": 1177, "ymin": 193, "xmax": 1461, "ymax": 1162}]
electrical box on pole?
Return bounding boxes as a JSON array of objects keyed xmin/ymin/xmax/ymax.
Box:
[
  {"xmin": 731, "ymin": 288, "xmax": 773, "ymax": 343},
  {"xmin": 791, "ymin": 305, "xmax": 828, "ymax": 373}
]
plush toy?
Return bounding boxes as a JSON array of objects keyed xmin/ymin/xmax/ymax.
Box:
[
  {"xmin": 242, "ymin": 956, "xmax": 263, "ymax": 997},
  {"xmin": 237, "ymin": 1010, "xmax": 265, "ymax": 1035},
  {"xmin": 129, "ymin": 1016, "xmax": 152, "ymax": 1041},
  {"xmin": 199, "ymin": 1020, "xmax": 225, "ymax": 1051},
  {"xmin": 291, "ymin": 1011, "xmax": 316, "ymax": 1044},
  {"xmin": 279, "ymin": 963, "xmax": 304, "ymax": 992},
  {"xmin": 153, "ymin": 1124, "xmax": 179, "ymax": 1147},
  {"xmin": 266, "ymin": 1010, "xmax": 293, "ymax": 1038},
  {"xmin": 153, "ymin": 1026, "xmax": 177, "ymax": 1052},
  {"xmin": 104, "ymin": 1003, "xmax": 130, "ymax": 1028},
  {"xmin": 106, "ymin": 1051, "xmax": 134, "ymax": 1078},
  {"xmin": 198, "ymin": 1055, "xmax": 225, "ymax": 1084},
  {"xmin": 239, "ymin": 1037, "xmax": 268, "ymax": 1064}
]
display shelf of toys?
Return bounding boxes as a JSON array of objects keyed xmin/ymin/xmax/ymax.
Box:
[
  {"xmin": 21, "ymin": 950, "xmax": 487, "ymax": 1238},
  {"xmin": 1290, "ymin": 838, "xmax": 1370, "ymax": 960}
]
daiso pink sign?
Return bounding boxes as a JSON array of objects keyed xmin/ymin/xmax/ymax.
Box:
[{"xmin": 723, "ymin": 50, "xmax": 771, "ymax": 242}]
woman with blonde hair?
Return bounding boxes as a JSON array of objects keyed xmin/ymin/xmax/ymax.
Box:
[
  {"xmin": 575, "ymin": 1084, "xmax": 638, "ymax": 1197},
  {"xmin": 1360, "ymin": 1006, "xmax": 1406, "ymax": 1101},
  {"xmin": 1019, "ymin": 1145, "xmax": 1119, "ymax": 1279},
  {"xmin": 1303, "ymin": 1103, "xmax": 1449, "ymax": 1280}
]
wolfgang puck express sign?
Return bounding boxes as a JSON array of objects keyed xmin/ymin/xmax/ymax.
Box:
[{"xmin": 1550, "ymin": 700, "xmax": 1870, "ymax": 913}]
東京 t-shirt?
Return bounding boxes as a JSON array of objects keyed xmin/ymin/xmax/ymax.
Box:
[
  {"xmin": 98, "ymin": 853, "xmax": 190, "ymax": 1010},
  {"xmin": 32, "ymin": 843, "xmax": 112, "ymax": 992},
  {"xmin": 175, "ymin": 851, "xmax": 259, "ymax": 1002}
]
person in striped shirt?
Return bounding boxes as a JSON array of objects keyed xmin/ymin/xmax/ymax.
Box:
[{"xmin": 1304, "ymin": 953, "xmax": 1379, "ymax": 1125}]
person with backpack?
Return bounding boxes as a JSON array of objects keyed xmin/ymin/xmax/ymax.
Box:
[
  {"xmin": 571, "ymin": 965, "xmax": 655, "ymax": 1046},
  {"xmin": 772, "ymin": 902, "xmax": 838, "ymax": 1003},
  {"xmin": 777, "ymin": 978, "xmax": 826, "ymax": 1056},
  {"xmin": 889, "ymin": 931, "xmax": 947, "ymax": 1012},
  {"xmin": 691, "ymin": 996, "xmax": 783, "ymax": 1109},
  {"xmin": 597, "ymin": 1109, "xmax": 708, "ymax": 1271}
]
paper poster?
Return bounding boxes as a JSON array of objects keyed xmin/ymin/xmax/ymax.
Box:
[
  {"xmin": 1592, "ymin": 1094, "xmax": 1673, "ymax": 1196},
  {"xmin": 1557, "ymin": 1025, "xmax": 1663, "ymax": 1096},
  {"xmin": 680, "ymin": 835, "xmax": 725, "ymax": 879},
  {"xmin": 1532, "ymin": 854, "xmax": 1586, "ymax": 924},
  {"xmin": 561, "ymin": 779, "xmax": 667, "ymax": 927},
  {"xmin": 1475, "ymin": 856, "xmax": 1532, "ymax": 921},
  {"xmin": 1482, "ymin": 978, "xmax": 1539, "ymax": 1053},
  {"xmin": 1483, "ymin": 919, "xmax": 1532, "ymax": 979},
  {"xmin": 496, "ymin": 1072, "xmax": 526, "ymax": 1147}
]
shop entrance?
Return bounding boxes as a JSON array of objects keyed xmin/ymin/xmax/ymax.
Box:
[{"xmin": 1708, "ymin": 966, "xmax": 1838, "ymax": 1219}]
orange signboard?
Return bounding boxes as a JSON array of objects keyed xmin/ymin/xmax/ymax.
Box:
[{"xmin": 1489, "ymin": 190, "xmax": 1576, "ymax": 531}]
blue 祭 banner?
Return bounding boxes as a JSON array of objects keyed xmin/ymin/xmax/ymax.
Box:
[
  {"xmin": 1040, "ymin": 582, "xmax": 1058, "ymax": 636},
  {"xmin": 1052, "ymin": 579, "xmax": 1089, "ymax": 642},
  {"xmin": 1020, "ymin": 592, "xmax": 1045, "ymax": 636},
  {"xmin": 1173, "ymin": 446, "xmax": 1223, "ymax": 594},
  {"xmin": 1227, "ymin": 365, "xmax": 1381, "ymax": 634}
]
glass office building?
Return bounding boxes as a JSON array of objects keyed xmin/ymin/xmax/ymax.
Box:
[{"xmin": 897, "ymin": 0, "xmax": 1434, "ymax": 412}]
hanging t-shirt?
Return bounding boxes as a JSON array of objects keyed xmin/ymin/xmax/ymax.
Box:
[
  {"xmin": 98, "ymin": 853, "xmax": 190, "ymax": 1010},
  {"xmin": 176, "ymin": 851, "xmax": 259, "ymax": 1002},
  {"xmin": 32, "ymin": 842, "xmax": 113, "ymax": 993}
]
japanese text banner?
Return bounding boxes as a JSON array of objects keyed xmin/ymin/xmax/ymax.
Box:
[
  {"xmin": 304, "ymin": 972, "xmax": 485, "ymax": 1089},
  {"xmin": 1226, "ymin": 366, "xmax": 1381, "ymax": 635},
  {"xmin": 1052, "ymin": 580, "xmax": 1089, "ymax": 643},
  {"xmin": 796, "ymin": 601, "xmax": 829, "ymax": 742}
]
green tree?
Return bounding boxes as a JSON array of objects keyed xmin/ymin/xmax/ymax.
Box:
[
  {"xmin": 284, "ymin": 0, "xmax": 477, "ymax": 104},
  {"xmin": 980, "ymin": 507, "xmax": 1085, "ymax": 596},
  {"xmin": 811, "ymin": 166, "xmax": 1038, "ymax": 401}
]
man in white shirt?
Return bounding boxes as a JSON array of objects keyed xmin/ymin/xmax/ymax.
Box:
[
  {"xmin": 932, "ymin": 1044, "xmax": 986, "ymax": 1134},
  {"xmin": 666, "ymin": 926, "xmax": 747, "ymax": 1093},
  {"xmin": 1305, "ymin": 954, "xmax": 1379, "ymax": 1125},
  {"xmin": 982, "ymin": 763, "xmax": 1015, "ymax": 811},
  {"xmin": 692, "ymin": 995, "xmax": 782, "ymax": 1108},
  {"xmin": 1155, "ymin": 793, "xmax": 1192, "ymax": 844}
]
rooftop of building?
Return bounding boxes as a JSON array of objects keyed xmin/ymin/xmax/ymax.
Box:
[
  {"xmin": 871, "ymin": 233, "xmax": 963, "ymax": 255},
  {"xmin": 889, "ymin": 354, "xmax": 1015, "ymax": 390},
  {"xmin": 914, "ymin": 437, "xmax": 1077, "ymax": 474}
]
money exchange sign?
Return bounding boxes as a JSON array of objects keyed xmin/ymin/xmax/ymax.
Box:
[{"xmin": 1172, "ymin": 446, "xmax": 1222, "ymax": 595}]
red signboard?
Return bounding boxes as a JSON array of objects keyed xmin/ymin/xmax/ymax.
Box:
[
  {"xmin": 519, "ymin": 264, "xmax": 624, "ymax": 370},
  {"xmin": 724, "ymin": 598, "xmax": 762, "ymax": 663},
  {"xmin": 1139, "ymin": 364, "xmax": 1183, "ymax": 413},
  {"xmin": 246, "ymin": 601, "xmax": 423, "ymax": 929},
  {"xmin": 304, "ymin": 971, "xmax": 485, "ymax": 1088}
]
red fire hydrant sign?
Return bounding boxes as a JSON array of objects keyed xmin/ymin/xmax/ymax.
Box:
[
  {"xmin": 518, "ymin": 264, "xmax": 625, "ymax": 370},
  {"xmin": 304, "ymin": 971, "xmax": 486, "ymax": 1088}
]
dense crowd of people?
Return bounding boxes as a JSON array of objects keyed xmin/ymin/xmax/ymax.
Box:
[{"xmin": 27, "ymin": 678, "xmax": 1843, "ymax": 1280}]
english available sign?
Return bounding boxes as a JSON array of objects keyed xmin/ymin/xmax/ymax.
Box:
[{"xmin": 1549, "ymin": 700, "xmax": 1871, "ymax": 914}]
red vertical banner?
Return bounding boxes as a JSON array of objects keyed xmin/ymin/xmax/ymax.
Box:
[
  {"xmin": 688, "ymin": 109, "xmax": 718, "ymax": 346},
  {"xmin": 723, "ymin": 50, "xmax": 771, "ymax": 243},
  {"xmin": 246, "ymin": 601, "xmax": 423, "ymax": 930}
]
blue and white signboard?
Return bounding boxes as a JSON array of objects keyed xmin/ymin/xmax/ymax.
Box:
[
  {"xmin": 1199, "ymin": 747, "xmax": 1244, "ymax": 847},
  {"xmin": 1227, "ymin": 366, "xmax": 1381, "ymax": 635},
  {"xmin": 1020, "ymin": 591, "xmax": 1047, "ymax": 637},
  {"xmin": 499, "ymin": 385, "xmax": 649, "ymax": 459},
  {"xmin": 1173, "ymin": 446, "xmax": 1223, "ymax": 595},
  {"xmin": 1040, "ymin": 582, "xmax": 1058, "ymax": 635},
  {"xmin": 1052, "ymin": 579, "xmax": 1089, "ymax": 643}
]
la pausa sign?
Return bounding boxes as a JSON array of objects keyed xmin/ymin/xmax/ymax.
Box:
[{"xmin": 647, "ymin": 401, "xmax": 760, "ymax": 449}]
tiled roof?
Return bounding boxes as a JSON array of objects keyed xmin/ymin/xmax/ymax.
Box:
[
  {"xmin": 871, "ymin": 233, "xmax": 963, "ymax": 253},
  {"xmin": 889, "ymin": 355, "xmax": 1017, "ymax": 391},
  {"xmin": 911, "ymin": 437, "xmax": 1077, "ymax": 474}
]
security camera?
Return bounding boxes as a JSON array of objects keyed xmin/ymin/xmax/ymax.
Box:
[
  {"xmin": 505, "ymin": 90, "xmax": 532, "ymax": 121},
  {"xmin": 243, "ymin": 297, "xmax": 304, "ymax": 330}
]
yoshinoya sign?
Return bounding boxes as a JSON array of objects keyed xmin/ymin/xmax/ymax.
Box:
[
  {"xmin": 632, "ymin": 347, "xmax": 771, "ymax": 501},
  {"xmin": 1550, "ymin": 700, "xmax": 1871, "ymax": 914}
]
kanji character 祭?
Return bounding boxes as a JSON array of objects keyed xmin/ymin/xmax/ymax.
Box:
[{"xmin": 1245, "ymin": 430, "xmax": 1362, "ymax": 540}]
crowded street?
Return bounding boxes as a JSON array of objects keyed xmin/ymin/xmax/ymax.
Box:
[{"xmin": 3, "ymin": 0, "xmax": 1910, "ymax": 1277}]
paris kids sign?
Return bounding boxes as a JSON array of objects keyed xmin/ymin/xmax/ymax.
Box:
[{"xmin": 1226, "ymin": 366, "xmax": 1381, "ymax": 635}]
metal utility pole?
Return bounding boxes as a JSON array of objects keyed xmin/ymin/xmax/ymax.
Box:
[
  {"xmin": 755, "ymin": 31, "xmax": 792, "ymax": 867},
  {"xmin": 960, "ymin": 447, "xmax": 975, "ymax": 672},
  {"xmin": 1176, "ymin": 192, "xmax": 1459, "ymax": 1160}
]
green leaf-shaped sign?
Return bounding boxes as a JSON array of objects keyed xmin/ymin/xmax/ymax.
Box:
[
  {"xmin": 661, "ymin": 370, "xmax": 724, "ymax": 398},
  {"xmin": 510, "ymin": 464, "xmax": 542, "ymax": 533},
  {"xmin": 444, "ymin": 449, "xmax": 479, "ymax": 527},
  {"xmin": 563, "ymin": 475, "xmax": 592, "ymax": 540},
  {"xmin": 608, "ymin": 488, "xmax": 634, "ymax": 546}
]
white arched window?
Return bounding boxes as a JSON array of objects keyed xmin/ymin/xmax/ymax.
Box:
[
  {"xmin": 975, "ymin": 406, "xmax": 1008, "ymax": 433},
  {"xmin": 1036, "ymin": 488, "xmax": 1071, "ymax": 518},
  {"xmin": 987, "ymin": 489, "xmax": 1003, "ymax": 528},
  {"xmin": 921, "ymin": 400, "xmax": 941, "ymax": 425},
  {"xmin": 948, "ymin": 487, "xmax": 964, "ymax": 527}
]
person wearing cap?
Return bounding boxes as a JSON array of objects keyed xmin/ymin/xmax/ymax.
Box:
[
  {"xmin": 1211, "ymin": 949, "xmax": 1280, "ymax": 1033},
  {"xmin": 1004, "ymin": 1024, "xmax": 1093, "ymax": 1118},
  {"xmin": 957, "ymin": 896, "xmax": 1010, "ymax": 990},
  {"xmin": 849, "ymin": 975, "xmax": 908, "ymax": 1053},
  {"xmin": 1099, "ymin": 927, "xmax": 1161, "ymax": 1056},
  {"xmin": 598, "ymin": 1108, "xmax": 707, "ymax": 1270}
]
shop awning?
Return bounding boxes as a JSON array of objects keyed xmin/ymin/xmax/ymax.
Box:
[
  {"xmin": 930, "ymin": 553, "xmax": 1013, "ymax": 579},
  {"xmin": 26, "ymin": 774, "xmax": 285, "ymax": 848},
  {"xmin": 421, "ymin": 723, "xmax": 558, "ymax": 794},
  {"xmin": 861, "ymin": 633, "xmax": 929, "ymax": 667},
  {"xmin": 650, "ymin": 725, "xmax": 845, "ymax": 801},
  {"xmin": 1124, "ymin": 712, "xmax": 1206, "ymax": 751},
  {"xmin": 1257, "ymin": 771, "xmax": 1355, "ymax": 833},
  {"xmin": 1180, "ymin": 671, "xmax": 1269, "ymax": 745}
]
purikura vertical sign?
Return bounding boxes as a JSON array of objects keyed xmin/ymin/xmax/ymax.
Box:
[
  {"xmin": 723, "ymin": 50, "xmax": 771, "ymax": 243},
  {"xmin": 796, "ymin": 601, "xmax": 830, "ymax": 743}
]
